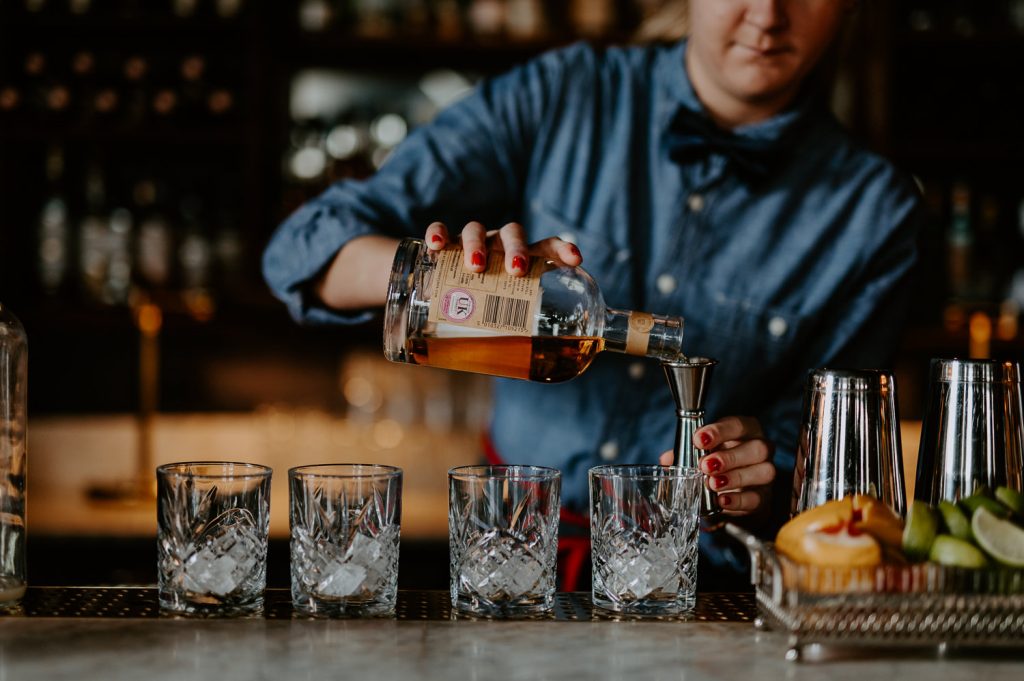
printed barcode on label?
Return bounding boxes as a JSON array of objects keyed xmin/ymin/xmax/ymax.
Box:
[{"xmin": 482, "ymin": 295, "xmax": 530, "ymax": 332}]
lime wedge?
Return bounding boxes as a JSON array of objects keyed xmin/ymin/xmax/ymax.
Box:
[
  {"xmin": 971, "ymin": 506, "xmax": 1024, "ymax": 568},
  {"xmin": 938, "ymin": 500, "xmax": 972, "ymax": 541},
  {"xmin": 902, "ymin": 501, "xmax": 939, "ymax": 561},
  {"xmin": 960, "ymin": 493, "xmax": 1010, "ymax": 519},
  {"xmin": 995, "ymin": 486, "xmax": 1024, "ymax": 516},
  {"xmin": 929, "ymin": 534, "xmax": 989, "ymax": 569}
]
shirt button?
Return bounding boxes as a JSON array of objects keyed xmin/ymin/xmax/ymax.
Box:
[
  {"xmin": 656, "ymin": 273, "xmax": 677, "ymax": 295},
  {"xmin": 599, "ymin": 440, "xmax": 619, "ymax": 461},
  {"xmin": 628, "ymin": 362, "xmax": 645, "ymax": 380},
  {"xmin": 687, "ymin": 194, "xmax": 705, "ymax": 212},
  {"xmin": 768, "ymin": 316, "xmax": 789, "ymax": 338}
]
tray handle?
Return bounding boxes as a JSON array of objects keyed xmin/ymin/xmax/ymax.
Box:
[{"xmin": 724, "ymin": 523, "xmax": 785, "ymax": 602}]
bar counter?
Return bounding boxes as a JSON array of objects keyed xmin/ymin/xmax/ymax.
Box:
[{"xmin": 3, "ymin": 588, "xmax": 1022, "ymax": 679}]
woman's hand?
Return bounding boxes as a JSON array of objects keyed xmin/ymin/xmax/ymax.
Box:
[
  {"xmin": 424, "ymin": 221, "xmax": 582, "ymax": 275},
  {"xmin": 659, "ymin": 416, "xmax": 775, "ymax": 517}
]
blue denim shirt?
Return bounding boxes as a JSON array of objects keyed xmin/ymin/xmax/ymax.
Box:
[{"xmin": 264, "ymin": 40, "xmax": 922, "ymax": 574}]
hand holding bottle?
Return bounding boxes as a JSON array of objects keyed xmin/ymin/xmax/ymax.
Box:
[
  {"xmin": 660, "ymin": 416, "xmax": 776, "ymax": 517},
  {"xmin": 311, "ymin": 220, "xmax": 580, "ymax": 313},
  {"xmin": 423, "ymin": 220, "xmax": 582, "ymax": 275}
]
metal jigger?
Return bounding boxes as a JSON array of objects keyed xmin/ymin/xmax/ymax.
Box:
[{"xmin": 663, "ymin": 357, "xmax": 719, "ymax": 518}]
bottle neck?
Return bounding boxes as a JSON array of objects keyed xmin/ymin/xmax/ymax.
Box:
[{"xmin": 601, "ymin": 308, "xmax": 684, "ymax": 360}]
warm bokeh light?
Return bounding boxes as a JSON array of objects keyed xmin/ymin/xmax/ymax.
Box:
[{"xmin": 969, "ymin": 311, "xmax": 992, "ymax": 358}]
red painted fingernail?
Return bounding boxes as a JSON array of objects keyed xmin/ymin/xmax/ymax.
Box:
[
  {"xmin": 471, "ymin": 251, "xmax": 484, "ymax": 268},
  {"xmin": 706, "ymin": 457, "xmax": 722, "ymax": 473},
  {"xmin": 512, "ymin": 255, "xmax": 527, "ymax": 272},
  {"xmin": 720, "ymin": 495, "xmax": 733, "ymax": 507},
  {"xmin": 699, "ymin": 432, "xmax": 713, "ymax": 448},
  {"xmin": 568, "ymin": 244, "xmax": 580, "ymax": 258},
  {"xmin": 714, "ymin": 475, "xmax": 729, "ymax": 489},
  {"xmin": 430, "ymin": 234, "xmax": 443, "ymax": 244}
]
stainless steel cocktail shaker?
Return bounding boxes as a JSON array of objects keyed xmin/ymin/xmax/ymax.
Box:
[
  {"xmin": 914, "ymin": 358, "xmax": 1023, "ymax": 504},
  {"xmin": 792, "ymin": 368, "xmax": 906, "ymax": 516}
]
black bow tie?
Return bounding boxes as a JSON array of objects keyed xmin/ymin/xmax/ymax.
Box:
[{"xmin": 665, "ymin": 106, "xmax": 786, "ymax": 181}]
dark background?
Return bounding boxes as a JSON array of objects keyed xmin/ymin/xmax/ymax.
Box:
[{"xmin": 1, "ymin": 0, "xmax": 1023, "ymax": 418}]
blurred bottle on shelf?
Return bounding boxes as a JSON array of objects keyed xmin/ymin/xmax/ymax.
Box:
[
  {"xmin": 467, "ymin": 0, "xmax": 506, "ymax": 39},
  {"xmin": 172, "ymin": 0, "xmax": 200, "ymax": 19},
  {"xmin": 22, "ymin": 0, "xmax": 49, "ymax": 15},
  {"xmin": 105, "ymin": 206, "xmax": 134, "ymax": 305},
  {"xmin": 74, "ymin": 161, "xmax": 133, "ymax": 306},
  {"xmin": 0, "ymin": 86, "xmax": 23, "ymax": 122},
  {"xmin": 298, "ymin": 0, "xmax": 333, "ymax": 32},
  {"xmin": 975, "ymin": 193, "xmax": 1002, "ymax": 301},
  {"xmin": 69, "ymin": 49, "xmax": 96, "ymax": 102},
  {"xmin": 89, "ymin": 83, "xmax": 121, "ymax": 128},
  {"xmin": 68, "ymin": 0, "xmax": 92, "ymax": 17},
  {"xmin": 204, "ymin": 56, "xmax": 239, "ymax": 122},
  {"xmin": 434, "ymin": 0, "xmax": 464, "ymax": 41},
  {"xmin": 23, "ymin": 50, "xmax": 73, "ymax": 123},
  {"xmin": 121, "ymin": 54, "xmax": 149, "ymax": 126},
  {"xmin": 324, "ymin": 118, "xmax": 372, "ymax": 180},
  {"xmin": 37, "ymin": 145, "xmax": 70, "ymax": 295},
  {"xmin": 569, "ymin": 0, "xmax": 616, "ymax": 38},
  {"xmin": 179, "ymin": 54, "xmax": 207, "ymax": 123},
  {"xmin": 906, "ymin": 2, "xmax": 937, "ymax": 32},
  {"xmin": 367, "ymin": 111, "xmax": 407, "ymax": 168},
  {"xmin": 352, "ymin": 0, "xmax": 399, "ymax": 38},
  {"xmin": 215, "ymin": 0, "xmax": 244, "ymax": 19},
  {"xmin": 133, "ymin": 178, "xmax": 174, "ymax": 290},
  {"xmin": 207, "ymin": 87, "xmax": 235, "ymax": 119},
  {"xmin": 947, "ymin": 180, "xmax": 973, "ymax": 300},
  {"xmin": 23, "ymin": 51, "xmax": 47, "ymax": 80},
  {"xmin": 78, "ymin": 164, "xmax": 111, "ymax": 304},
  {"xmin": 505, "ymin": 0, "xmax": 546, "ymax": 41},
  {"xmin": 401, "ymin": 0, "xmax": 432, "ymax": 35},
  {"xmin": 151, "ymin": 87, "xmax": 179, "ymax": 120},
  {"xmin": 1009, "ymin": 198, "xmax": 1024, "ymax": 317},
  {"xmin": 212, "ymin": 197, "xmax": 245, "ymax": 299},
  {"xmin": 71, "ymin": 49, "xmax": 124, "ymax": 129},
  {"xmin": 947, "ymin": 0, "xmax": 978, "ymax": 37},
  {"xmin": 177, "ymin": 194, "xmax": 214, "ymax": 306},
  {"xmin": 1010, "ymin": 0, "xmax": 1024, "ymax": 33}
]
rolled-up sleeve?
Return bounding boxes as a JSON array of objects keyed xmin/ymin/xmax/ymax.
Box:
[{"xmin": 261, "ymin": 45, "xmax": 578, "ymax": 325}]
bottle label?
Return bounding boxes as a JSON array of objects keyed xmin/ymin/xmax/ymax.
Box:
[
  {"xmin": 625, "ymin": 312, "xmax": 653, "ymax": 355},
  {"xmin": 428, "ymin": 248, "xmax": 542, "ymax": 335}
]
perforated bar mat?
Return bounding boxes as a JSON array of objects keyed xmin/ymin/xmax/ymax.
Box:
[{"xmin": 2, "ymin": 588, "xmax": 755, "ymax": 622}]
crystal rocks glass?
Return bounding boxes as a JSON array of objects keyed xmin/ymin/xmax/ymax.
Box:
[
  {"xmin": 448, "ymin": 465, "xmax": 560, "ymax": 617},
  {"xmin": 289, "ymin": 464, "xmax": 402, "ymax": 617},
  {"xmin": 590, "ymin": 465, "xmax": 702, "ymax": 616},
  {"xmin": 157, "ymin": 462, "xmax": 272, "ymax": 616}
]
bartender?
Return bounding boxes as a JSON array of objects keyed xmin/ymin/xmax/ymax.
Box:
[{"xmin": 263, "ymin": 0, "xmax": 923, "ymax": 589}]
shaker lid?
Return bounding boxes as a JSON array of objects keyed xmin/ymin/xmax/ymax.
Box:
[
  {"xmin": 930, "ymin": 358, "xmax": 1021, "ymax": 384},
  {"xmin": 806, "ymin": 367, "xmax": 894, "ymax": 392}
]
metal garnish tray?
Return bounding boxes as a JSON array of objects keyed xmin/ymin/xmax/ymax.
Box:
[{"xmin": 725, "ymin": 524, "xmax": 1024, "ymax": 661}]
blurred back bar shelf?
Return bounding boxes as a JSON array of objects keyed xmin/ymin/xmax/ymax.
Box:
[
  {"xmin": 877, "ymin": 0, "xmax": 1024, "ymax": 419},
  {"xmin": 0, "ymin": 0, "xmax": 649, "ymax": 417},
  {"xmin": 1, "ymin": 0, "xmax": 1022, "ymax": 425}
]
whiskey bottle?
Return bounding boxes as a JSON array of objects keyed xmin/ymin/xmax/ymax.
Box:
[{"xmin": 384, "ymin": 238, "xmax": 684, "ymax": 383}]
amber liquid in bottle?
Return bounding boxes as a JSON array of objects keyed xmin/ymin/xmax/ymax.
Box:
[{"xmin": 406, "ymin": 335, "xmax": 606, "ymax": 383}]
